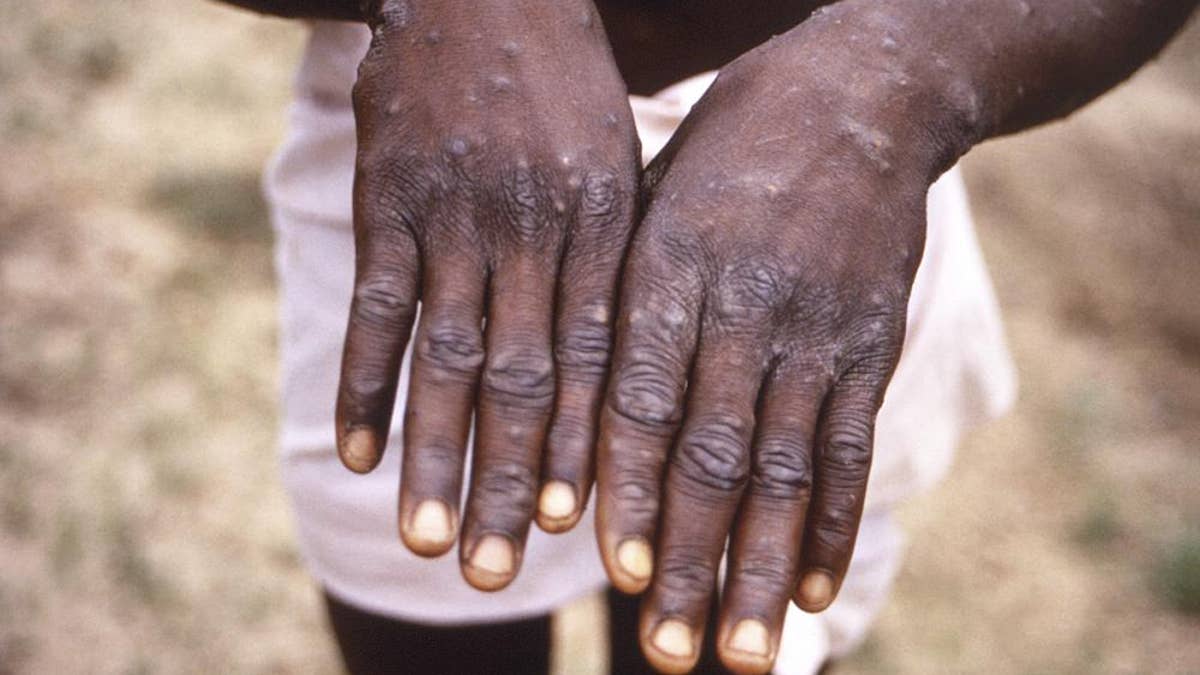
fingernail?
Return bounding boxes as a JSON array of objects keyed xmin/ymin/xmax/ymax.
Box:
[
  {"xmin": 407, "ymin": 499, "xmax": 455, "ymax": 549},
  {"xmin": 469, "ymin": 535, "xmax": 515, "ymax": 577},
  {"xmin": 651, "ymin": 619, "xmax": 695, "ymax": 659},
  {"xmin": 538, "ymin": 481, "xmax": 577, "ymax": 521},
  {"xmin": 616, "ymin": 537, "xmax": 653, "ymax": 581},
  {"xmin": 727, "ymin": 619, "xmax": 770, "ymax": 657},
  {"xmin": 340, "ymin": 428, "xmax": 377, "ymax": 473},
  {"xmin": 799, "ymin": 570, "xmax": 835, "ymax": 609}
]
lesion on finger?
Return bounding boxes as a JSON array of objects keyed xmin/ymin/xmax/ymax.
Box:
[
  {"xmin": 606, "ymin": 356, "xmax": 686, "ymax": 432},
  {"xmin": 480, "ymin": 345, "xmax": 555, "ymax": 409},
  {"xmin": 669, "ymin": 411, "xmax": 753, "ymax": 495},
  {"xmin": 553, "ymin": 305, "xmax": 614, "ymax": 377},
  {"xmin": 413, "ymin": 319, "xmax": 485, "ymax": 381},
  {"xmin": 749, "ymin": 432, "xmax": 815, "ymax": 498}
]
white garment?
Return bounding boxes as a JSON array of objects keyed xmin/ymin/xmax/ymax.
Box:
[{"xmin": 265, "ymin": 21, "xmax": 1016, "ymax": 672}]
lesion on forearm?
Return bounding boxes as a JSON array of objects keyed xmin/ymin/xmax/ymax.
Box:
[{"xmin": 829, "ymin": 0, "xmax": 1196, "ymax": 144}]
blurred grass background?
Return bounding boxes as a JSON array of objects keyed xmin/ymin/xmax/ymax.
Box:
[{"xmin": 0, "ymin": 1, "xmax": 1197, "ymax": 673}]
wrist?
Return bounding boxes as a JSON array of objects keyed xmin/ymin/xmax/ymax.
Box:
[{"xmin": 765, "ymin": 1, "xmax": 993, "ymax": 180}]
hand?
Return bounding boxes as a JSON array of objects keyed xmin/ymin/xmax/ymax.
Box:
[
  {"xmin": 336, "ymin": 0, "xmax": 639, "ymax": 591},
  {"xmin": 594, "ymin": 13, "xmax": 961, "ymax": 673}
]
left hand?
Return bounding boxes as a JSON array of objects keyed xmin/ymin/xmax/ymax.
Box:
[{"xmin": 594, "ymin": 12, "xmax": 963, "ymax": 673}]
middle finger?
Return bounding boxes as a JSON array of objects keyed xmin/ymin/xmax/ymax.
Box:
[
  {"xmin": 639, "ymin": 336, "xmax": 766, "ymax": 674},
  {"xmin": 459, "ymin": 253, "xmax": 557, "ymax": 591}
]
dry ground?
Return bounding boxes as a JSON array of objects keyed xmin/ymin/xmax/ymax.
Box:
[{"xmin": 1, "ymin": 2, "xmax": 1197, "ymax": 673}]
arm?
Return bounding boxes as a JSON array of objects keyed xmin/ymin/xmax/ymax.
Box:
[
  {"xmin": 786, "ymin": 0, "xmax": 1199, "ymax": 170},
  {"xmin": 594, "ymin": 2, "xmax": 1196, "ymax": 673}
]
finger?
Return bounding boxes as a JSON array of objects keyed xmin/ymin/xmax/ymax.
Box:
[
  {"xmin": 639, "ymin": 339, "xmax": 766, "ymax": 674},
  {"xmin": 595, "ymin": 247, "xmax": 702, "ymax": 595},
  {"xmin": 539, "ymin": 172, "xmax": 633, "ymax": 533},
  {"xmin": 335, "ymin": 223, "xmax": 420, "ymax": 474},
  {"xmin": 795, "ymin": 364, "xmax": 890, "ymax": 612},
  {"xmin": 717, "ymin": 366, "xmax": 828, "ymax": 675},
  {"xmin": 459, "ymin": 256, "xmax": 557, "ymax": 591},
  {"xmin": 397, "ymin": 250, "xmax": 486, "ymax": 557}
]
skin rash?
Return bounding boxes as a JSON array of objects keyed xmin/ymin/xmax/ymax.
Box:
[{"xmin": 215, "ymin": 1, "xmax": 1197, "ymax": 673}]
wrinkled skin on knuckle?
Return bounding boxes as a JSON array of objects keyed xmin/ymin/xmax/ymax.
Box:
[
  {"xmin": 355, "ymin": 149, "xmax": 441, "ymax": 235},
  {"xmin": 494, "ymin": 161, "xmax": 559, "ymax": 247},
  {"xmin": 545, "ymin": 416, "xmax": 589, "ymax": 455},
  {"xmin": 630, "ymin": 210, "xmax": 707, "ymax": 274},
  {"xmin": 672, "ymin": 413, "xmax": 752, "ymax": 495},
  {"xmin": 404, "ymin": 439, "xmax": 461, "ymax": 475},
  {"xmin": 482, "ymin": 346, "xmax": 555, "ymax": 410},
  {"xmin": 733, "ymin": 552, "xmax": 799, "ymax": 592},
  {"xmin": 751, "ymin": 434, "xmax": 814, "ymax": 499},
  {"xmin": 656, "ymin": 546, "xmax": 720, "ymax": 606},
  {"xmin": 576, "ymin": 167, "xmax": 638, "ymax": 248},
  {"xmin": 342, "ymin": 366, "xmax": 393, "ymax": 410},
  {"xmin": 489, "ymin": 157, "xmax": 624, "ymax": 253},
  {"xmin": 818, "ymin": 423, "xmax": 874, "ymax": 491},
  {"xmin": 609, "ymin": 471, "xmax": 661, "ymax": 522},
  {"xmin": 835, "ymin": 301, "xmax": 907, "ymax": 377},
  {"xmin": 472, "ymin": 458, "xmax": 538, "ymax": 521},
  {"xmin": 579, "ymin": 169, "xmax": 623, "ymax": 225},
  {"xmin": 706, "ymin": 257, "xmax": 801, "ymax": 337},
  {"xmin": 809, "ymin": 513, "xmax": 858, "ymax": 556},
  {"xmin": 416, "ymin": 320, "xmax": 485, "ymax": 380},
  {"xmin": 351, "ymin": 274, "xmax": 417, "ymax": 330},
  {"xmin": 556, "ymin": 314, "xmax": 613, "ymax": 379},
  {"xmin": 608, "ymin": 355, "xmax": 684, "ymax": 431}
]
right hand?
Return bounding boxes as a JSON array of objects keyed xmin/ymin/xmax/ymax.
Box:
[{"xmin": 335, "ymin": 0, "xmax": 640, "ymax": 591}]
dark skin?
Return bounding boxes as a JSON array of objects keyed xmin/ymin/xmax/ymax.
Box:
[{"xmin": 217, "ymin": 0, "xmax": 1196, "ymax": 672}]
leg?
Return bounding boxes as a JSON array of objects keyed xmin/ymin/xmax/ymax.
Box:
[{"xmin": 324, "ymin": 590, "xmax": 551, "ymax": 675}]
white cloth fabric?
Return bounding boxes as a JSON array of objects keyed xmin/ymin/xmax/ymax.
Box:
[{"xmin": 265, "ymin": 21, "xmax": 1016, "ymax": 672}]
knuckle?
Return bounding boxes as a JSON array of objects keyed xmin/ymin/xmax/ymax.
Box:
[
  {"xmin": 838, "ymin": 292, "xmax": 907, "ymax": 357},
  {"xmin": 751, "ymin": 434, "xmax": 814, "ymax": 497},
  {"xmin": 612, "ymin": 474, "xmax": 657, "ymax": 504},
  {"xmin": 356, "ymin": 154, "xmax": 433, "ymax": 229},
  {"xmin": 503, "ymin": 163, "xmax": 542, "ymax": 212},
  {"xmin": 734, "ymin": 553, "xmax": 798, "ymax": 591},
  {"xmin": 819, "ymin": 422, "xmax": 873, "ymax": 486},
  {"xmin": 498, "ymin": 163, "xmax": 556, "ymax": 244},
  {"xmin": 545, "ymin": 416, "xmax": 589, "ymax": 458},
  {"xmin": 482, "ymin": 346, "xmax": 555, "ymax": 408},
  {"xmin": 352, "ymin": 275, "xmax": 416, "ymax": 329},
  {"xmin": 716, "ymin": 261, "xmax": 789, "ymax": 321},
  {"xmin": 342, "ymin": 369, "xmax": 392, "ymax": 407},
  {"xmin": 416, "ymin": 321, "xmax": 485, "ymax": 379},
  {"xmin": 657, "ymin": 547, "xmax": 719, "ymax": 600},
  {"xmin": 608, "ymin": 355, "xmax": 684, "ymax": 431},
  {"xmin": 405, "ymin": 440, "xmax": 462, "ymax": 475},
  {"xmin": 556, "ymin": 313, "xmax": 613, "ymax": 376},
  {"xmin": 810, "ymin": 513, "xmax": 858, "ymax": 554},
  {"xmin": 579, "ymin": 169, "xmax": 624, "ymax": 226},
  {"xmin": 672, "ymin": 412, "xmax": 751, "ymax": 493},
  {"xmin": 610, "ymin": 475, "xmax": 661, "ymax": 522},
  {"xmin": 473, "ymin": 458, "xmax": 537, "ymax": 514}
]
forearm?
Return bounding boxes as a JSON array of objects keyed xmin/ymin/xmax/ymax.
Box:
[
  {"xmin": 211, "ymin": 0, "xmax": 363, "ymax": 22},
  {"xmin": 785, "ymin": 0, "xmax": 1196, "ymax": 169}
]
